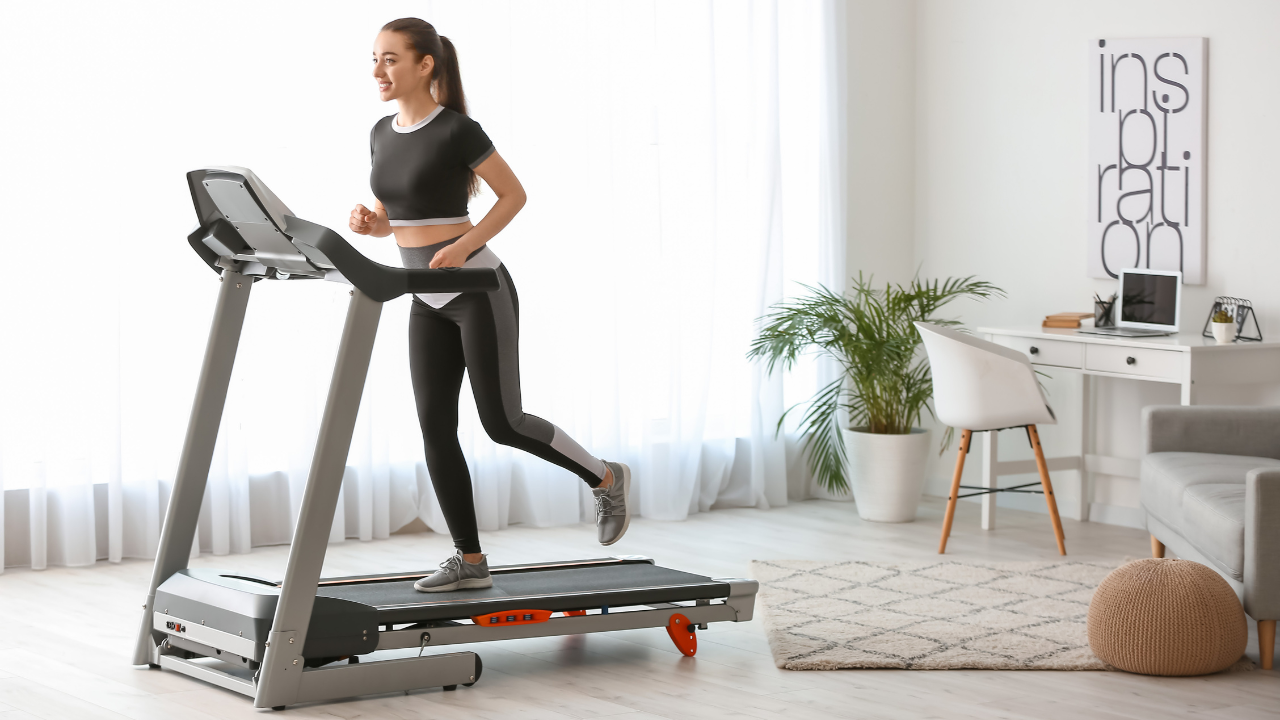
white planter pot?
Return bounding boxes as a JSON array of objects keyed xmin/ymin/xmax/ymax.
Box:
[
  {"xmin": 1211, "ymin": 321, "xmax": 1236, "ymax": 344},
  {"xmin": 843, "ymin": 427, "xmax": 931, "ymax": 523}
]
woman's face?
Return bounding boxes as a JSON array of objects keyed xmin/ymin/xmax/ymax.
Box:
[{"xmin": 372, "ymin": 31, "xmax": 434, "ymax": 102}]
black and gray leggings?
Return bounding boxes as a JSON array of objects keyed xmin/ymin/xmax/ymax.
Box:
[{"xmin": 404, "ymin": 241, "xmax": 606, "ymax": 554}]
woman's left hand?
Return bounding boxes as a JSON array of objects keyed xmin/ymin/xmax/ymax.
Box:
[{"xmin": 429, "ymin": 241, "xmax": 472, "ymax": 268}]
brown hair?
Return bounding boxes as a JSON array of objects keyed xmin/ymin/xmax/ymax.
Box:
[{"xmin": 381, "ymin": 18, "xmax": 478, "ymax": 197}]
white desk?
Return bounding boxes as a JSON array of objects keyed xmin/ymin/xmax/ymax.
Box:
[{"xmin": 975, "ymin": 326, "xmax": 1280, "ymax": 526}]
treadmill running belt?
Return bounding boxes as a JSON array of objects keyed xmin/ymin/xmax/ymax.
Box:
[{"xmin": 317, "ymin": 564, "xmax": 727, "ymax": 624}]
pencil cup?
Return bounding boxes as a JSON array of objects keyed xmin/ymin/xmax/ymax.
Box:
[{"xmin": 1094, "ymin": 299, "xmax": 1115, "ymax": 328}]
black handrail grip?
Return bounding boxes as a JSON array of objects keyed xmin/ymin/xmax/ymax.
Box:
[
  {"xmin": 284, "ymin": 216, "xmax": 499, "ymax": 302},
  {"xmin": 403, "ymin": 267, "xmax": 501, "ymax": 295}
]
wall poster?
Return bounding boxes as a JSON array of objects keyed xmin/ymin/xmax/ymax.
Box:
[{"xmin": 1088, "ymin": 38, "xmax": 1207, "ymax": 284}]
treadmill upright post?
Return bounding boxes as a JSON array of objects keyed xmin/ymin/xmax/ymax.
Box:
[
  {"xmin": 132, "ymin": 269, "xmax": 252, "ymax": 666},
  {"xmin": 254, "ymin": 288, "xmax": 383, "ymax": 709}
]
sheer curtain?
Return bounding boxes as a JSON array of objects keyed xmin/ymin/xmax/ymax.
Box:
[{"xmin": 0, "ymin": 0, "xmax": 847, "ymax": 570}]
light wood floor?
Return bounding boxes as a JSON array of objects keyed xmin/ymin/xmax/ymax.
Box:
[{"xmin": 0, "ymin": 498, "xmax": 1275, "ymax": 719}]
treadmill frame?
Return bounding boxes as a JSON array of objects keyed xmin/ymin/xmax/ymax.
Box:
[
  {"xmin": 133, "ymin": 170, "xmax": 758, "ymax": 710},
  {"xmin": 135, "ymin": 273, "xmax": 427, "ymax": 708}
]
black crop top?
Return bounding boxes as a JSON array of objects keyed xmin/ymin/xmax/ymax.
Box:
[{"xmin": 369, "ymin": 106, "xmax": 495, "ymax": 226}]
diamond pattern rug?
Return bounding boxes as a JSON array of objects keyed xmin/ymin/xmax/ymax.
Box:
[{"xmin": 751, "ymin": 559, "xmax": 1120, "ymax": 670}]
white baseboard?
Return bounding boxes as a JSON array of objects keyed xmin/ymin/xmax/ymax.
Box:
[{"xmin": 1086, "ymin": 502, "xmax": 1146, "ymax": 530}]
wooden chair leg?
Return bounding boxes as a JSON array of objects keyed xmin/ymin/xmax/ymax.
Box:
[
  {"xmin": 1027, "ymin": 425, "xmax": 1067, "ymax": 555},
  {"xmin": 1260, "ymin": 619, "xmax": 1275, "ymax": 671},
  {"xmin": 1150, "ymin": 535, "xmax": 1165, "ymax": 558},
  {"xmin": 939, "ymin": 429, "xmax": 972, "ymax": 554}
]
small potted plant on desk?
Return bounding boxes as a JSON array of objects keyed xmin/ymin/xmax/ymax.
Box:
[
  {"xmin": 1210, "ymin": 309, "xmax": 1237, "ymax": 344},
  {"xmin": 749, "ymin": 275, "xmax": 1003, "ymax": 522}
]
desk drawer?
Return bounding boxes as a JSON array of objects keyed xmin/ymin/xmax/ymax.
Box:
[
  {"xmin": 990, "ymin": 336, "xmax": 1082, "ymax": 368},
  {"xmin": 1084, "ymin": 344, "xmax": 1183, "ymax": 380}
]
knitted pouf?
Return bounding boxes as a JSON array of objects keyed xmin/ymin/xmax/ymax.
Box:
[{"xmin": 1087, "ymin": 558, "xmax": 1246, "ymax": 675}]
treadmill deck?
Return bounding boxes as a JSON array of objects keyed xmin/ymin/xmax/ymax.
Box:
[{"xmin": 317, "ymin": 562, "xmax": 729, "ymax": 624}]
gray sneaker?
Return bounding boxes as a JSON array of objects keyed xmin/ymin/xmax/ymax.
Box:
[
  {"xmin": 594, "ymin": 461, "xmax": 632, "ymax": 546},
  {"xmin": 414, "ymin": 551, "xmax": 493, "ymax": 593}
]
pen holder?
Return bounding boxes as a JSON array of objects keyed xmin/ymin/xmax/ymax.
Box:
[{"xmin": 1094, "ymin": 299, "xmax": 1115, "ymax": 328}]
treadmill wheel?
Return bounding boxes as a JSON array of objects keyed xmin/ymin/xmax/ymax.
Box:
[
  {"xmin": 464, "ymin": 654, "xmax": 483, "ymax": 687},
  {"xmin": 666, "ymin": 613, "xmax": 698, "ymax": 657},
  {"xmin": 443, "ymin": 685, "xmax": 458, "ymax": 691},
  {"xmin": 272, "ymin": 706, "xmax": 286, "ymax": 711},
  {"xmin": 147, "ymin": 663, "xmax": 160, "ymax": 669}
]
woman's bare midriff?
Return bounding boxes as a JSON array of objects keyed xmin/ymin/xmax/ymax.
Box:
[{"xmin": 393, "ymin": 221, "xmax": 474, "ymax": 247}]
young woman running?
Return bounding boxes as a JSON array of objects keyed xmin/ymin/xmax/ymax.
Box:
[{"xmin": 349, "ymin": 18, "xmax": 631, "ymax": 593}]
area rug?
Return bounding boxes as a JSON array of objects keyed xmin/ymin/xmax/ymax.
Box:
[{"xmin": 752, "ymin": 559, "xmax": 1197, "ymax": 671}]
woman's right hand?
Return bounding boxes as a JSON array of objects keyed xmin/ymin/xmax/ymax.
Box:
[{"xmin": 349, "ymin": 204, "xmax": 381, "ymax": 235}]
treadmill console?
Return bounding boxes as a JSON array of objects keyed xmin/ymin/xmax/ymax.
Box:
[
  {"xmin": 187, "ymin": 167, "xmax": 330, "ymax": 280},
  {"xmin": 184, "ymin": 166, "xmax": 501, "ymax": 302}
]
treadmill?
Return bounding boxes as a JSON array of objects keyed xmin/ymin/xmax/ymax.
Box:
[{"xmin": 132, "ymin": 168, "xmax": 759, "ymax": 710}]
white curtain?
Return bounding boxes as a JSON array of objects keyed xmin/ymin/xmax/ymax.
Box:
[{"xmin": 0, "ymin": 0, "xmax": 847, "ymax": 570}]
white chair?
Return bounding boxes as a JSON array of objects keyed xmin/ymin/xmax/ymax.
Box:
[{"xmin": 915, "ymin": 322, "xmax": 1066, "ymax": 555}]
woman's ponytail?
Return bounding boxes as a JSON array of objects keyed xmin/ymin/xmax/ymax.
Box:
[
  {"xmin": 381, "ymin": 18, "xmax": 478, "ymax": 195},
  {"xmin": 435, "ymin": 36, "xmax": 467, "ymax": 117}
]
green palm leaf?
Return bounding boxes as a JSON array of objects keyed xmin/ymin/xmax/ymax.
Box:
[{"xmin": 748, "ymin": 273, "xmax": 1004, "ymax": 493}]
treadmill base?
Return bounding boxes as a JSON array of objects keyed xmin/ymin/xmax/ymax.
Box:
[
  {"xmin": 152, "ymin": 641, "xmax": 480, "ymax": 708},
  {"xmin": 144, "ymin": 558, "xmax": 757, "ymax": 709}
]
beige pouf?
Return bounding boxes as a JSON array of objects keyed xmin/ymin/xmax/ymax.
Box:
[{"xmin": 1087, "ymin": 558, "xmax": 1247, "ymax": 675}]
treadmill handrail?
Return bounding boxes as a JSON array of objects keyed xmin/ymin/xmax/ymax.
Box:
[{"xmin": 284, "ymin": 216, "xmax": 500, "ymax": 302}]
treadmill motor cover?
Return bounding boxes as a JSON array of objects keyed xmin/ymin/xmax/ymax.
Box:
[{"xmin": 154, "ymin": 570, "xmax": 378, "ymax": 661}]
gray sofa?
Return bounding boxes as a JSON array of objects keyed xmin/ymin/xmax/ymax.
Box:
[{"xmin": 1141, "ymin": 405, "xmax": 1279, "ymax": 670}]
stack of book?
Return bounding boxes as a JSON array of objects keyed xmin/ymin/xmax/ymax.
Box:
[{"xmin": 1043, "ymin": 312, "xmax": 1094, "ymax": 329}]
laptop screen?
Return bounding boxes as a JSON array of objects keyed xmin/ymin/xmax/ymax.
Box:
[{"xmin": 1120, "ymin": 272, "xmax": 1179, "ymax": 326}]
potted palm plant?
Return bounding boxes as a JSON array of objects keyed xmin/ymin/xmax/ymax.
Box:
[{"xmin": 749, "ymin": 274, "xmax": 1003, "ymax": 522}]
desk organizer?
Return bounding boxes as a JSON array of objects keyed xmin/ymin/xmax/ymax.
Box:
[{"xmin": 1200, "ymin": 297, "xmax": 1262, "ymax": 342}]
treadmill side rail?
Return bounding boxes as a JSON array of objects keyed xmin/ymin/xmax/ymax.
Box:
[
  {"xmin": 719, "ymin": 578, "xmax": 760, "ymax": 622},
  {"xmin": 377, "ymin": 602, "xmax": 741, "ymax": 651}
]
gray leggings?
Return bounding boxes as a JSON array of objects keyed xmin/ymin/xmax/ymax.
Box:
[{"xmin": 403, "ymin": 240, "xmax": 605, "ymax": 553}]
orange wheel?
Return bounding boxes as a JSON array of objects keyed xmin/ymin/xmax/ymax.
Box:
[
  {"xmin": 562, "ymin": 610, "xmax": 587, "ymax": 617},
  {"xmin": 666, "ymin": 613, "xmax": 697, "ymax": 657}
]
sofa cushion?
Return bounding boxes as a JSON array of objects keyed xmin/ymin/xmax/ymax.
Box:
[
  {"xmin": 1141, "ymin": 452, "xmax": 1280, "ymax": 580},
  {"xmin": 1181, "ymin": 484, "xmax": 1246, "ymax": 578},
  {"xmin": 1142, "ymin": 452, "xmax": 1280, "ymax": 522}
]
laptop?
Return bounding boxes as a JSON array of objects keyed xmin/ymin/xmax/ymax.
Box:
[{"xmin": 1078, "ymin": 269, "xmax": 1182, "ymax": 338}]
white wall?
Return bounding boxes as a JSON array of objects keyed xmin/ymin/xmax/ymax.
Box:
[
  {"xmin": 908, "ymin": 0, "xmax": 1280, "ymax": 524},
  {"xmin": 846, "ymin": 0, "xmax": 917, "ymax": 285}
]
